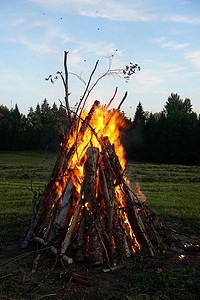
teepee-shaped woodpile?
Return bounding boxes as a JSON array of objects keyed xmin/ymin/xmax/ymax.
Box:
[{"xmin": 22, "ymin": 52, "xmax": 168, "ymax": 267}]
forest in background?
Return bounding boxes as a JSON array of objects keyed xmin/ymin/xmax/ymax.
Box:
[{"xmin": 0, "ymin": 93, "xmax": 200, "ymax": 165}]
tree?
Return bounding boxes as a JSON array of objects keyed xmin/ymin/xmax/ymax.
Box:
[
  {"xmin": 126, "ymin": 102, "xmax": 146, "ymax": 161},
  {"xmin": 132, "ymin": 101, "xmax": 146, "ymax": 127},
  {"xmin": 163, "ymin": 93, "xmax": 192, "ymax": 116},
  {"xmin": 0, "ymin": 105, "xmax": 11, "ymax": 150}
]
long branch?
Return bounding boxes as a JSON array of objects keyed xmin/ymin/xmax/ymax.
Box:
[
  {"xmin": 106, "ymin": 87, "xmax": 118, "ymax": 109},
  {"xmin": 64, "ymin": 51, "xmax": 72, "ymax": 124}
]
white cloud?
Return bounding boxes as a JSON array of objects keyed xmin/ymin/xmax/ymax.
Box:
[
  {"xmin": 133, "ymin": 69, "xmax": 163, "ymax": 92},
  {"xmin": 79, "ymin": 1, "xmax": 156, "ymax": 22},
  {"xmin": 76, "ymin": 41, "xmax": 121, "ymax": 57},
  {"xmin": 29, "ymin": 0, "xmax": 157, "ymax": 22},
  {"xmin": 168, "ymin": 15, "xmax": 200, "ymax": 25},
  {"xmin": 30, "ymin": 21, "xmax": 72, "ymax": 44},
  {"xmin": 154, "ymin": 37, "xmax": 190, "ymax": 50},
  {"xmin": 185, "ymin": 50, "xmax": 200, "ymax": 70},
  {"xmin": 18, "ymin": 37, "xmax": 58, "ymax": 55}
]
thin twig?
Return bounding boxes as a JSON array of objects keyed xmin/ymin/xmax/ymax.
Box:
[
  {"xmin": 75, "ymin": 60, "xmax": 99, "ymax": 118},
  {"xmin": 0, "ymin": 247, "xmax": 51, "ymax": 268},
  {"xmin": 0, "ymin": 273, "xmax": 13, "ymax": 280},
  {"xmin": 0, "ymin": 296, "xmax": 15, "ymax": 300}
]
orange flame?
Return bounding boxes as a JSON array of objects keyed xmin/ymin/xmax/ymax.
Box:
[{"xmin": 50, "ymin": 104, "xmax": 142, "ymax": 253}]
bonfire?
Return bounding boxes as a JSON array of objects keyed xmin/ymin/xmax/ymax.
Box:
[{"xmin": 22, "ymin": 52, "xmax": 170, "ymax": 268}]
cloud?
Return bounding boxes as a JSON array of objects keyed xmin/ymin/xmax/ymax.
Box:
[
  {"xmin": 133, "ymin": 69, "xmax": 163, "ymax": 92},
  {"xmin": 4, "ymin": 19, "xmax": 71, "ymax": 56},
  {"xmin": 29, "ymin": 0, "xmax": 157, "ymax": 22},
  {"xmin": 74, "ymin": 41, "xmax": 122, "ymax": 57},
  {"xmin": 154, "ymin": 37, "xmax": 190, "ymax": 50},
  {"xmin": 167, "ymin": 15, "xmax": 200, "ymax": 25},
  {"xmin": 79, "ymin": 1, "xmax": 157, "ymax": 22},
  {"xmin": 30, "ymin": 21, "xmax": 72, "ymax": 44},
  {"xmin": 185, "ymin": 50, "xmax": 200, "ymax": 70},
  {"xmin": 18, "ymin": 37, "xmax": 58, "ymax": 55}
]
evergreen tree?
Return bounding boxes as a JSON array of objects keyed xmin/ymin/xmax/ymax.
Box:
[
  {"xmin": 164, "ymin": 93, "xmax": 192, "ymax": 116},
  {"xmin": 133, "ymin": 101, "xmax": 146, "ymax": 127},
  {"xmin": 127, "ymin": 102, "xmax": 146, "ymax": 161},
  {"xmin": 0, "ymin": 105, "xmax": 11, "ymax": 150}
]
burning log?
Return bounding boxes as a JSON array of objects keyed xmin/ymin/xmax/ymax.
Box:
[{"xmin": 23, "ymin": 99, "xmax": 170, "ymax": 267}]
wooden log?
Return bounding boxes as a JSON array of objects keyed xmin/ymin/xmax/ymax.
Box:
[
  {"xmin": 138, "ymin": 205, "xmax": 166, "ymax": 248},
  {"xmin": 76, "ymin": 213, "xmax": 87, "ymax": 262},
  {"xmin": 21, "ymin": 191, "xmax": 38, "ymax": 248},
  {"xmin": 45, "ymin": 178, "xmax": 75, "ymax": 242},
  {"xmin": 34, "ymin": 237, "xmax": 73, "ymax": 264},
  {"xmin": 100, "ymin": 136, "xmax": 154, "ymax": 256},
  {"xmin": 99, "ymin": 164, "xmax": 115, "ymax": 264},
  {"xmin": 83, "ymin": 147, "xmax": 104, "ymax": 265},
  {"xmin": 34, "ymin": 140, "xmax": 69, "ymax": 225},
  {"xmin": 61, "ymin": 183, "xmax": 84, "ymax": 254},
  {"xmin": 33, "ymin": 100, "xmax": 100, "ymax": 234},
  {"xmin": 99, "ymin": 164, "xmax": 114, "ymax": 233},
  {"xmin": 122, "ymin": 185, "xmax": 154, "ymax": 256},
  {"xmin": 100, "ymin": 158, "xmax": 133, "ymax": 259}
]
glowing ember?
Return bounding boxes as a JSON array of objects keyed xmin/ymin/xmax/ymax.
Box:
[{"xmin": 178, "ymin": 254, "xmax": 185, "ymax": 260}]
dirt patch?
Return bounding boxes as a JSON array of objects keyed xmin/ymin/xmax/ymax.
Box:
[{"xmin": 0, "ymin": 235, "xmax": 200, "ymax": 300}]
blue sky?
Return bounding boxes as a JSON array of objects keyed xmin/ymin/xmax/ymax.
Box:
[{"xmin": 0, "ymin": 0, "xmax": 200, "ymax": 118}]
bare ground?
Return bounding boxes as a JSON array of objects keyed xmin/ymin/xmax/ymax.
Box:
[{"xmin": 0, "ymin": 231, "xmax": 200, "ymax": 300}]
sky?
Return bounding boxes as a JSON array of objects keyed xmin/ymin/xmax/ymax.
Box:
[{"xmin": 0, "ymin": 0, "xmax": 200, "ymax": 119}]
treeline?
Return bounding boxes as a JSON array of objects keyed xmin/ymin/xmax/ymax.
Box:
[
  {"xmin": 124, "ymin": 93, "xmax": 200, "ymax": 165},
  {"xmin": 0, "ymin": 99, "xmax": 70, "ymax": 152},
  {"xmin": 0, "ymin": 93, "xmax": 200, "ymax": 165}
]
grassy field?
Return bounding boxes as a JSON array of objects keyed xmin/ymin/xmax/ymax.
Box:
[
  {"xmin": 127, "ymin": 161, "xmax": 200, "ymax": 235},
  {"xmin": 0, "ymin": 151, "xmax": 57, "ymax": 242},
  {"xmin": 0, "ymin": 151, "xmax": 200, "ymax": 299}
]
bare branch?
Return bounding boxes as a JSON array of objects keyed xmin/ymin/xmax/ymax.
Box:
[
  {"xmin": 64, "ymin": 51, "xmax": 72, "ymax": 124},
  {"xmin": 74, "ymin": 60, "xmax": 99, "ymax": 119},
  {"xmin": 69, "ymin": 72, "xmax": 87, "ymax": 86},
  {"xmin": 106, "ymin": 87, "xmax": 118, "ymax": 109},
  {"xmin": 117, "ymin": 91, "xmax": 128, "ymax": 110}
]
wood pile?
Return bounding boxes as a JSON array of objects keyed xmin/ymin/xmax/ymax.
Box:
[
  {"xmin": 21, "ymin": 51, "xmax": 172, "ymax": 268},
  {"xmin": 22, "ymin": 99, "xmax": 169, "ymax": 267}
]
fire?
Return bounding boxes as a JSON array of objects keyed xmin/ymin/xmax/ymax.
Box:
[
  {"xmin": 50, "ymin": 104, "xmax": 142, "ymax": 254},
  {"xmin": 63, "ymin": 106, "xmax": 127, "ymax": 193},
  {"xmin": 78, "ymin": 107, "xmax": 124, "ymax": 160},
  {"xmin": 115, "ymin": 185, "xmax": 141, "ymax": 252}
]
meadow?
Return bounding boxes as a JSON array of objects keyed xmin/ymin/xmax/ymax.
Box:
[{"xmin": 0, "ymin": 151, "xmax": 200, "ymax": 299}]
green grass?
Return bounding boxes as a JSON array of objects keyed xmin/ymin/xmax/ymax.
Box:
[
  {"xmin": 127, "ymin": 161, "xmax": 200, "ymax": 235},
  {"xmin": 0, "ymin": 152, "xmax": 200, "ymax": 239},
  {"xmin": 0, "ymin": 151, "xmax": 57, "ymax": 241},
  {"xmin": 0, "ymin": 151, "xmax": 200, "ymax": 299}
]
